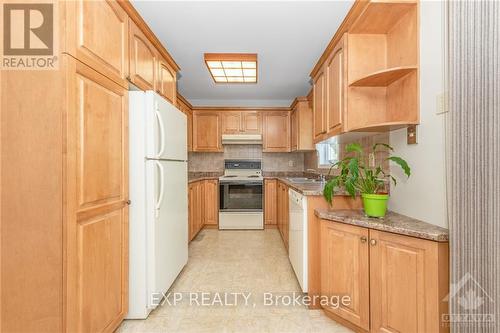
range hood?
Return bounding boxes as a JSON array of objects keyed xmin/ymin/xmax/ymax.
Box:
[{"xmin": 222, "ymin": 134, "xmax": 262, "ymax": 145}]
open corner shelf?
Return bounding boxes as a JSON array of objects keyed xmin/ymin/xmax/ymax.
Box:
[
  {"xmin": 348, "ymin": 121, "xmax": 419, "ymax": 133},
  {"xmin": 349, "ymin": 66, "xmax": 417, "ymax": 87},
  {"xmin": 350, "ymin": 0, "xmax": 417, "ymax": 34}
]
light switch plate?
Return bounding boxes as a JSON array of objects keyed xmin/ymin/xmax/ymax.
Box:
[{"xmin": 436, "ymin": 92, "xmax": 449, "ymax": 114}]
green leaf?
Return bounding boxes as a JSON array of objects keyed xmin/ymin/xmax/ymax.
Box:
[
  {"xmin": 390, "ymin": 175, "xmax": 397, "ymax": 186},
  {"xmin": 348, "ymin": 157, "xmax": 359, "ymax": 178},
  {"xmin": 372, "ymin": 143, "xmax": 394, "ymax": 152},
  {"xmin": 345, "ymin": 143, "xmax": 363, "ymax": 154},
  {"xmin": 344, "ymin": 177, "xmax": 356, "ymax": 197},
  {"xmin": 322, "ymin": 178, "xmax": 338, "ymax": 205},
  {"xmin": 388, "ymin": 156, "xmax": 411, "ymax": 177}
]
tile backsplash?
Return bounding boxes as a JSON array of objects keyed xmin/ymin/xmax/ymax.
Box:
[
  {"xmin": 304, "ymin": 132, "xmax": 390, "ymax": 175},
  {"xmin": 188, "ymin": 145, "xmax": 304, "ymax": 172},
  {"xmin": 188, "ymin": 133, "xmax": 389, "ymax": 176}
]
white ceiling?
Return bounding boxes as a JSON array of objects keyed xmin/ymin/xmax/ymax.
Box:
[{"xmin": 132, "ymin": 1, "xmax": 354, "ymax": 107}]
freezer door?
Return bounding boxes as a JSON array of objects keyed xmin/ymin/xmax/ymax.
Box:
[
  {"xmin": 145, "ymin": 159, "xmax": 188, "ymax": 302},
  {"xmin": 145, "ymin": 91, "xmax": 187, "ymax": 161}
]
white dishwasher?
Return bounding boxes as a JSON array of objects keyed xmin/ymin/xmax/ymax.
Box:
[{"xmin": 288, "ymin": 188, "xmax": 308, "ymax": 292}]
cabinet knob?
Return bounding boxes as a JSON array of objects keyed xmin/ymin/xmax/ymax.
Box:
[
  {"xmin": 370, "ymin": 239, "xmax": 377, "ymax": 246},
  {"xmin": 126, "ymin": 200, "xmax": 131, "ymax": 205},
  {"xmin": 360, "ymin": 236, "xmax": 367, "ymax": 243}
]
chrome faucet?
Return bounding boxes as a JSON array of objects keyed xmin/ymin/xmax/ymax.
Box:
[{"xmin": 306, "ymin": 169, "xmax": 326, "ymax": 182}]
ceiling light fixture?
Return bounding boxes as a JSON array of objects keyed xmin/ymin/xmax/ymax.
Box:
[{"xmin": 204, "ymin": 53, "xmax": 258, "ymax": 84}]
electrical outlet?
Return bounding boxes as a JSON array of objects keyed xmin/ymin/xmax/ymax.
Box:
[
  {"xmin": 288, "ymin": 160, "xmax": 294, "ymax": 167},
  {"xmin": 368, "ymin": 153, "xmax": 375, "ymax": 168}
]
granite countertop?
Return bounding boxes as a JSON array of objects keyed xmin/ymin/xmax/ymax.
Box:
[
  {"xmin": 315, "ymin": 209, "xmax": 449, "ymax": 242},
  {"xmin": 264, "ymin": 172, "xmax": 349, "ymax": 197},
  {"xmin": 188, "ymin": 172, "xmax": 222, "ymax": 183}
]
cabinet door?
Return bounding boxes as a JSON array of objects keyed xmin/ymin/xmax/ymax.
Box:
[
  {"xmin": 320, "ymin": 220, "xmax": 370, "ymax": 330},
  {"xmin": 313, "ymin": 71, "xmax": 326, "ymax": 141},
  {"xmin": 263, "ymin": 112, "xmax": 290, "ymax": 152},
  {"xmin": 193, "ymin": 112, "xmax": 221, "ymax": 152},
  {"xmin": 204, "ymin": 180, "xmax": 219, "ymax": 226},
  {"xmin": 370, "ymin": 230, "xmax": 443, "ymax": 333},
  {"xmin": 290, "ymin": 109, "xmax": 298, "ymax": 151},
  {"xmin": 221, "ymin": 112, "xmax": 241, "ymax": 134},
  {"xmin": 66, "ymin": 58, "xmax": 128, "ymax": 333},
  {"xmin": 65, "ymin": 0, "xmax": 129, "ymax": 87},
  {"xmin": 242, "ymin": 111, "xmax": 262, "ymax": 134},
  {"xmin": 196, "ymin": 182, "xmax": 204, "ymax": 233},
  {"xmin": 326, "ymin": 37, "xmax": 345, "ymax": 135},
  {"xmin": 129, "ymin": 21, "xmax": 156, "ymax": 90},
  {"xmin": 264, "ymin": 179, "xmax": 277, "ymax": 225},
  {"xmin": 157, "ymin": 58, "xmax": 176, "ymax": 104}
]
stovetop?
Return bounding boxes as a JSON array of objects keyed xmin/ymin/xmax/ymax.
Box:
[{"xmin": 219, "ymin": 159, "xmax": 263, "ymax": 182}]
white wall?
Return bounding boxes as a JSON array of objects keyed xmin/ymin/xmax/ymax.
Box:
[{"xmin": 389, "ymin": 1, "xmax": 447, "ymax": 228}]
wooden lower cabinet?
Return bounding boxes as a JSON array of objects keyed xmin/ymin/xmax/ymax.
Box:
[
  {"xmin": 369, "ymin": 230, "xmax": 449, "ymax": 333},
  {"xmin": 188, "ymin": 179, "xmax": 219, "ymax": 241},
  {"xmin": 320, "ymin": 220, "xmax": 370, "ymax": 331},
  {"xmin": 264, "ymin": 179, "xmax": 278, "ymax": 225},
  {"xmin": 204, "ymin": 180, "xmax": 219, "ymax": 226},
  {"xmin": 319, "ymin": 219, "xmax": 449, "ymax": 333},
  {"xmin": 66, "ymin": 57, "xmax": 129, "ymax": 333}
]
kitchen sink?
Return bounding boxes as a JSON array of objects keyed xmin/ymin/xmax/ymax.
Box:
[{"xmin": 286, "ymin": 177, "xmax": 321, "ymax": 184}]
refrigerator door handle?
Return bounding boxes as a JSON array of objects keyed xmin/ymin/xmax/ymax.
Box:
[
  {"xmin": 154, "ymin": 160, "xmax": 165, "ymax": 218},
  {"xmin": 155, "ymin": 108, "xmax": 166, "ymax": 158}
]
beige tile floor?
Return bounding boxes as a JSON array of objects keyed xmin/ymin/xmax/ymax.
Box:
[{"xmin": 117, "ymin": 229, "xmax": 352, "ymax": 333}]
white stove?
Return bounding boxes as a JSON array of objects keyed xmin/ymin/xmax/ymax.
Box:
[
  {"xmin": 219, "ymin": 160, "xmax": 263, "ymax": 182},
  {"xmin": 218, "ymin": 160, "xmax": 264, "ymax": 230}
]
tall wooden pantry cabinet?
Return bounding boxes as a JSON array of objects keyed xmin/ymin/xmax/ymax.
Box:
[{"xmin": 0, "ymin": 0, "xmax": 179, "ymax": 332}]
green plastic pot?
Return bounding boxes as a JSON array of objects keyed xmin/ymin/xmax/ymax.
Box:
[{"xmin": 361, "ymin": 193, "xmax": 389, "ymax": 218}]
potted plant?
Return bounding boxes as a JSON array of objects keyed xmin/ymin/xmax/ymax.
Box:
[{"xmin": 322, "ymin": 142, "xmax": 411, "ymax": 218}]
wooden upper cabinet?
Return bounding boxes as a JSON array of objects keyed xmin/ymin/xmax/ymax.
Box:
[
  {"xmin": 186, "ymin": 110, "xmax": 193, "ymax": 152},
  {"xmin": 157, "ymin": 57, "xmax": 177, "ymax": 104},
  {"xmin": 64, "ymin": 0, "xmax": 129, "ymax": 87},
  {"xmin": 221, "ymin": 112, "xmax": 242, "ymax": 134},
  {"xmin": 290, "ymin": 98, "xmax": 314, "ymax": 152},
  {"xmin": 264, "ymin": 179, "xmax": 277, "ymax": 225},
  {"xmin": 193, "ymin": 112, "xmax": 222, "ymax": 152},
  {"xmin": 66, "ymin": 58, "xmax": 128, "ymax": 332},
  {"xmin": 263, "ymin": 112, "xmax": 290, "ymax": 152},
  {"xmin": 129, "ymin": 20, "xmax": 157, "ymax": 90},
  {"xmin": 369, "ymin": 230, "xmax": 449, "ymax": 333},
  {"xmin": 313, "ymin": 71, "xmax": 326, "ymax": 142},
  {"xmin": 320, "ymin": 220, "xmax": 370, "ymax": 331},
  {"xmin": 241, "ymin": 112, "xmax": 262, "ymax": 134},
  {"xmin": 203, "ymin": 180, "xmax": 218, "ymax": 226},
  {"xmin": 221, "ymin": 111, "xmax": 262, "ymax": 134},
  {"xmin": 290, "ymin": 109, "xmax": 298, "ymax": 151},
  {"xmin": 326, "ymin": 36, "xmax": 346, "ymax": 136}
]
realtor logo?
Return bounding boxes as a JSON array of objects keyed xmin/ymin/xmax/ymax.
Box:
[
  {"xmin": 442, "ymin": 273, "xmax": 495, "ymax": 327},
  {"xmin": 1, "ymin": 1, "xmax": 58, "ymax": 69}
]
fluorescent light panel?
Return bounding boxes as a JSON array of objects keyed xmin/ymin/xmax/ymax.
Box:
[{"xmin": 204, "ymin": 53, "xmax": 257, "ymax": 84}]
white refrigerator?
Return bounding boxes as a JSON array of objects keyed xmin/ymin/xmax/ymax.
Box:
[{"xmin": 127, "ymin": 91, "xmax": 188, "ymax": 319}]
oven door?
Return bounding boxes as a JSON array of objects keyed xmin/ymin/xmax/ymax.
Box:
[{"xmin": 219, "ymin": 181, "xmax": 263, "ymax": 212}]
